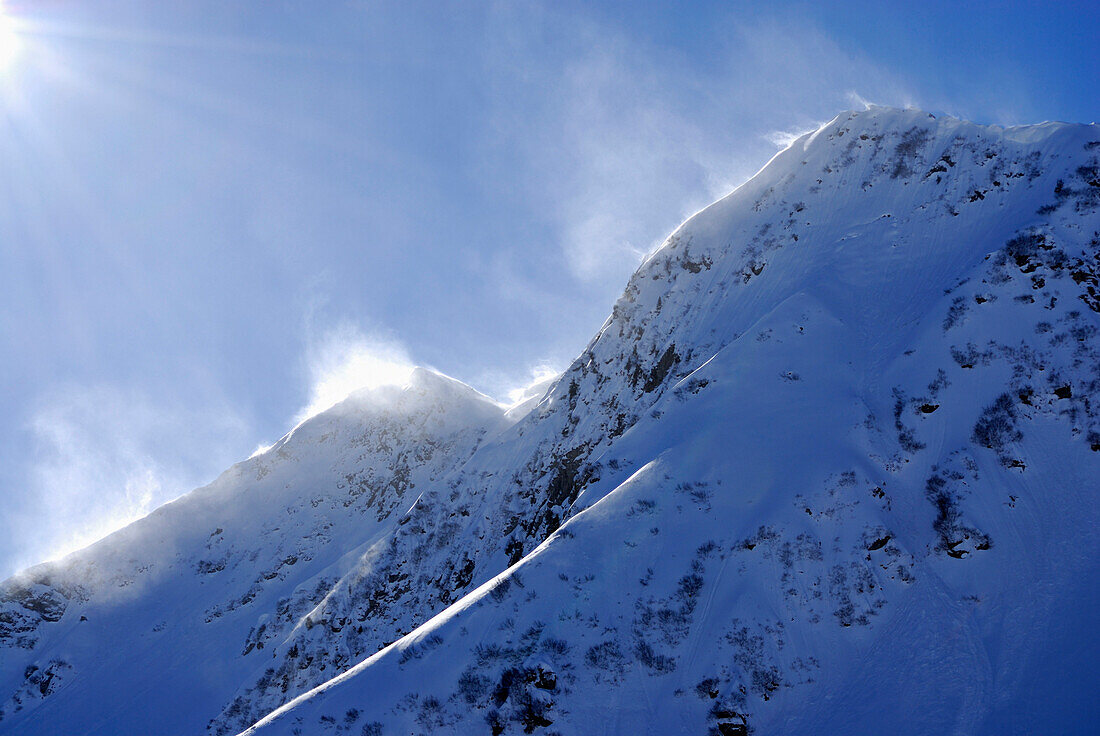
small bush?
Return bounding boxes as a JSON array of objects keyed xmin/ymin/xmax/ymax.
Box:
[{"xmin": 972, "ymin": 393, "xmax": 1022, "ymax": 451}]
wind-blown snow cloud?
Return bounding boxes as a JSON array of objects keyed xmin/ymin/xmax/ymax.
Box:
[
  {"xmin": 505, "ymin": 364, "xmax": 561, "ymax": 406},
  {"xmin": 3, "ymin": 322, "xmax": 416, "ymax": 577},
  {"xmin": 8, "ymin": 385, "xmax": 250, "ymax": 575},
  {"xmin": 481, "ymin": 9, "xmax": 918, "ymax": 285},
  {"xmin": 765, "ymin": 124, "xmax": 822, "ymax": 150},
  {"xmin": 295, "ymin": 323, "xmax": 415, "ymax": 424}
]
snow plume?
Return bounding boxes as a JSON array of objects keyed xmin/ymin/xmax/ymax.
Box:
[
  {"xmin": 484, "ymin": 9, "xmax": 917, "ymax": 286},
  {"xmin": 846, "ymin": 90, "xmax": 876, "ymax": 110},
  {"xmin": 464, "ymin": 361, "xmax": 562, "ymax": 413},
  {"xmin": 13, "ymin": 385, "xmax": 249, "ymax": 575},
  {"xmin": 296, "ymin": 323, "xmax": 415, "ymax": 424},
  {"xmin": 764, "ymin": 125, "xmax": 822, "ymax": 150},
  {"xmin": 505, "ymin": 364, "xmax": 561, "ymax": 406}
]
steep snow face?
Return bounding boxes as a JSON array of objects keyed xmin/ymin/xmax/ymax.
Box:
[
  {"xmin": 0, "ymin": 368, "xmax": 507, "ymax": 735},
  {"xmin": 4, "ymin": 107, "xmax": 1100, "ymax": 736},
  {"xmin": 236, "ymin": 108, "xmax": 1099, "ymax": 736}
]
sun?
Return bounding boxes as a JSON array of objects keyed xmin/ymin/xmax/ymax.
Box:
[{"xmin": 0, "ymin": 9, "xmax": 23, "ymax": 72}]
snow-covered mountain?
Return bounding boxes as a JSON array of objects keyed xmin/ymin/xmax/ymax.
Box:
[{"xmin": 2, "ymin": 106, "xmax": 1098, "ymax": 736}]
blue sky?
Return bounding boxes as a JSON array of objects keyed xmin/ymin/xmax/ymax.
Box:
[{"xmin": 0, "ymin": 0, "xmax": 1096, "ymax": 577}]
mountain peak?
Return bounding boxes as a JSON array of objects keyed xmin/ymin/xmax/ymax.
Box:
[{"xmin": 406, "ymin": 365, "xmax": 501, "ymax": 407}]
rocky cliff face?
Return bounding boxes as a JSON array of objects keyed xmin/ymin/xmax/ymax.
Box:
[{"xmin": 3, "ymin": 107, "xmax": 1098, "ymax": 736}]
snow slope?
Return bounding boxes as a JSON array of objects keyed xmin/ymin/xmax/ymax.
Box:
[
  {"xmin": 0, "ymin": 368, "xmax": 509, "ymax": 734},
  {"xmin": 3, "ymin": 107, "xmax": 1099, "ymax": 736}
]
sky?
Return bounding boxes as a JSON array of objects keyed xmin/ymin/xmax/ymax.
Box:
[{"xmin": 0, "ymin": 0, "xmax": 1097, "ymax": 579}]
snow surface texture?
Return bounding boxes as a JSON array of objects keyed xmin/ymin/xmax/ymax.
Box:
[{"xmin": 2, "ymin": 107, "xmax": 1099, "ymax": 736}]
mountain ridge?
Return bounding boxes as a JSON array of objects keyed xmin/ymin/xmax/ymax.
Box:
[{"xmin": 2, "ymin": 106, "xmax": 1098, "ymax": 735}]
